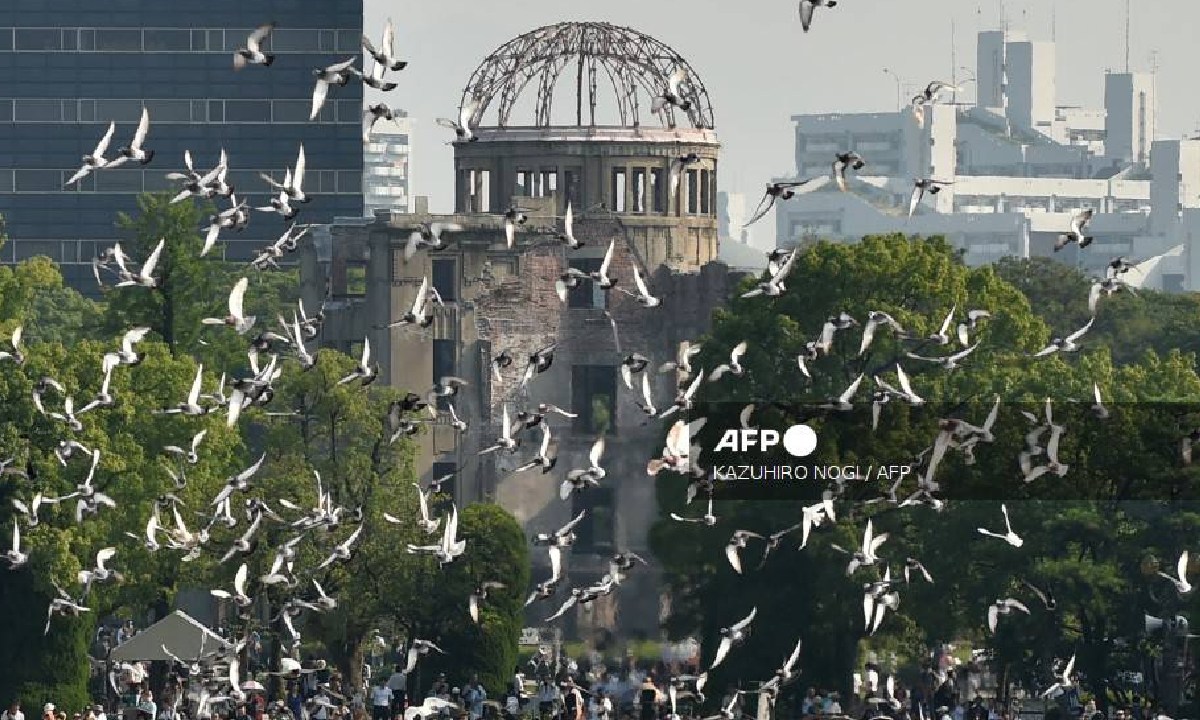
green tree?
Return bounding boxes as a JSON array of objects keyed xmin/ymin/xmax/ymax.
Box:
[
  {"xmin": 416, "ymin": 502, "xmax": 531, "ymax": 697},
  {"xmin": 652, "ymin": 236, "xmax": 1200, "ymax": 709},
  {"xmin": 104, "ymin": 192, "xmax": 300, "ymax": 371},
  {"xmin": 993, "ymin": 256, "xmax": 1200, "ymax": 365}
]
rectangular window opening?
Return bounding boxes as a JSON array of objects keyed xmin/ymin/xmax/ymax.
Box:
[
  {"xmin": 611, "ymin": 168, "xmax": 627, "ymax": 212},
  {"xmin": 633, "ymin": 169, "xmax": 647, "ymax": 213},
  {"xmin": 571, "ymin": 365, "xmax": 617, "ymax": 436},
  {"xmin": 431, "ymin": 257, "xmax": 457, "ymax": 302}
]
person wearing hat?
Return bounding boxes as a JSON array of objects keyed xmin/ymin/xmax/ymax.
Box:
[
  {"xmin": 41, "ymin": 705, "xmax": 54, "ymax": 720},
  {"xmin": 93, "ymin": 706, "xmax": 107, "ymax": 720},
  {"xmin": 1, "ymin": 701, "xmax": 23, "ymax": 720}
]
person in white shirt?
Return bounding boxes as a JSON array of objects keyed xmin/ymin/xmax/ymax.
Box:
[
  {"xmin": 371, "ymin": 680, "xmax": 393, "ymax": 720},
  {"xmin": 2, "ymin": 701, "xmax": 24, "ymax": 720},
  {"xmin": 92, "ymin": 706, "xmax": 107, "ymax": 720},
  {"xmin": 312, "ymin": 690, "xmax": 332, "ymax": 720},
  {"xmin": 587, "ymin": 690, "xmax": 612, "ymax": 720},
  {"xmin": 824, "ymin": 693, "xmax": 842, "ymax": 716}
]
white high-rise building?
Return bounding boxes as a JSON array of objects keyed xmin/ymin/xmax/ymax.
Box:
[
  {"xmin": 1105, "ymin": 72, "xmax": 1157, "ymax": 167},
  {"xmin": 768, "ymin": 29, "xmax": 1196, "ymax": 289},
  {"xmin": 718, "ymin": 191, "xmax": 751, "ymax": 245},
  {"xmin": 1005, "ymin": 34, "xmax": 1057, "ymax": 134},
  {"xmin": 976, "ymin": 30, "xmax": 1006, "ymax": 110},
  {"xmin": 363, "ymin": 116, "xmax": 413, "ymax": 215}
]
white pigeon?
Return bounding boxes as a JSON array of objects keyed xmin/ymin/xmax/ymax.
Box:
[
  {"xmin": 627, "ymin": 266, "xmax": 660, "ymax": 307},
  {"xmin": 906, "ymin": 343, "xmax": 979, "ymax": 370},
  {"xmin": 724, "ymin": 530, "xmax": 763, "ymax": 575},
  {"xmin": 260, "ymin": 144, "xmax": 309, "ymax": 205},
  {"xmin": 2, "ymin": 521, "xmax": 27, "ymax": 569},
  {"xmin": 1040, "ymin": 655, "xmax": 1077, "ymax": 699},
  {"xmin": 362, "ymin": 18, "xmax": 408, "ymax": 72},
  {"xmin": 337, "ymin": 337, "xmax": 378, "ymax": 386},
  {"xmin": 115, "ymin": 238, "xmax": 165, "ymax": 288},
  {"xmin": 987, "ymin": 598, "xmax": 1030, "ymax": 633},
  {"xmin": 436, "ymin": 96, "xmax": 481, "ymax": 143},
  {"xmin": 1054, "ymin": 209, "xmax": 1094, "ymax": 251},
  {"xmin": 311, "ymin": 58, "xmax": 357, "ymax": 120},
  {"xmin": 1158, "ymin": 551, "xmax": 1193, "ymax": 594},
  {"xmin": 157, "ymin": 364, "xmax": 207, "ymax": 416},
  {"xmin": 233, "ymin": 23, "xmax": 275, "ymax": 69},
  {"xmin": 202, "ymin": 277, "xmax": 257, "ymax": 335},
  {"xmin": 318, "ymin": 525, "xmax": 365, "ymax": 569},
  {"xmin": 479, "ymin": 405, "xmax": 519, "ymax": 455},
  {"xmin": 842, "ymin": 518, "xmax": 888, "ymax": 575},
  {"xmin": 65, "ymin": 121, "xmax": 119, "ymax": 186},
  {"xmin": 210, "ymin": 563, "xmax": 253, "ymax": 607},
  {"xmin": 1034, "ymin": 317, "xmax": 1095, "ymax": 357},
  {"xmin": 554, "ymin": 202, "xmax": 583, "ymax": 249},
  {"xmin": 709, "ymin": 342, "xmax": 748, "ymax": 382},
  {"xmin": 103, "ymin": 328, "xmax": 152, "ymax": 372},
  {"xmin": 709, "ymin": 607, "xmax": 757, "ymax": 670},
  {"xmin": 798, "ymin": 0, "xmax": 837, "ymax": 32},
  {"xmin": 112, "ymin": 107, "xmax": 154, "ymax": 166},
  {"xmin": 977, "ymin": 504, "xmax": 1023, "ymax": 547}
]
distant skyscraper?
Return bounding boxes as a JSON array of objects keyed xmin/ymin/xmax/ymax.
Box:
[
  {"xmin": 976, "ymin": 30, "xmax": 1006, "ymax": 110},
  {"xmin": 1004, "ymin": 33, "xmax": 1056, "ymax": 133},
  {"xmin": 1105, "ymin": 72, "xmax": 1157, "ymax": 167},
  {"xmin": 0, "ymin": 0, "xmax": 364, "ymax": 297},
  {"xmin": 717, "ymin": 191, "xmax": 750, "ymax": 245},
  {"xmin": 364, "ymin": 117, "xmax": 412, "ymax": 215}
]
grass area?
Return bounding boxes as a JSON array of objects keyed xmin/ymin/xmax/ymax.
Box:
[{"xmin": 526, "ymin": 639, "xmax": 664, "ymax": 663}]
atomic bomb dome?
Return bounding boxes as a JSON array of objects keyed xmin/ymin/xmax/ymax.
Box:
[
  {"xmin": 460, "ymin": 21, "xmax": 715, "ymax": 130},
  {"xmin": 450, "ymin": 21, "xmax": 721, "ymax": 273}
]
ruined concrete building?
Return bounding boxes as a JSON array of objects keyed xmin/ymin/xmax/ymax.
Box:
[{"xmin": 299, "ymin": 21, "xmax": 751, "ymax": 639}]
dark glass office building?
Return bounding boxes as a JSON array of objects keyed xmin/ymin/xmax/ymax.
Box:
[{"xmin": 0, "ymin": 0, "xmax": 364, "ymax": 296}]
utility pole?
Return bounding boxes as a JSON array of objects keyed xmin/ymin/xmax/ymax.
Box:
[
  {"xmin": 1125, "ymin": 0, "xmax": 1131, "ymax": 73},
  {"xmin": 950, "ymin": 19, "xmax": 957, "ymax": 105}
]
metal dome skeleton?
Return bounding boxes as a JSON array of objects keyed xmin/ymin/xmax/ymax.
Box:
[{"xmin": 459, "ymin": 21, "xmax": 715, "ymax": 130}]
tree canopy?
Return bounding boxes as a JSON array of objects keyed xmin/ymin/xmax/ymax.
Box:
[
  {"xmin": 652, "ymin": 235, "xmax": 1200, "ymax": 712},
  {"xmin": 0, "ymin": 197, "xmax": 526, "ymax": 707}
]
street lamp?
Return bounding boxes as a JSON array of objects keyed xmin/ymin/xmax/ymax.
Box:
[{"xmin": 883, "ymin": 68, "xmax": 902, "ymax": 112}]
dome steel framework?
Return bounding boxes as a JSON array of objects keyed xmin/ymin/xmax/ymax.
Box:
[{"xmin": 459, "ymin": 21, "xmax": 715, "ymax": 131}]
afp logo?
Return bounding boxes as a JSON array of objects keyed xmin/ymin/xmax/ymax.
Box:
[{"xmin": 712, "ymin": 424, "xmax": 818, "ymax": 457}]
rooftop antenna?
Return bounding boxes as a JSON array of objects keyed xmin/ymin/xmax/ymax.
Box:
[
  {"xmin": 1125, "ymin": 0, "xmax": 1131, "ymax": 72},
  {"xmin": 1151, "ymin": 50, "xmax": 1160, "ymax": 141},
  {"xmin": 951, "ymin": 18, "xmax": 957, "ymax": 104}
]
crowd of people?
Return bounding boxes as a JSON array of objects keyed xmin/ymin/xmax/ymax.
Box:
[{"xmin": 8, "ymin": 637, "xmax": 1180, "ymax": 720}]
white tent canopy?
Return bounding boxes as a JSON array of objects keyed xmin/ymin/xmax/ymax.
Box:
[{"xmin": 110, "ymin": 610, "xmax": 232, "ymax": 662}]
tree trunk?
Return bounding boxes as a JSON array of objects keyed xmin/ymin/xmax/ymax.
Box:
[
  {"xmin": 162, "ymin": 267, "xmax": 176, "ymax": 353},
  {"xmin": 347, "ymin": 633, "xmax": 366, "ymax": 697}
]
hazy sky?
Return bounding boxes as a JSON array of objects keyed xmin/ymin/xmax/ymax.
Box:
[{"xmin": 364, "ymin": 0, "xmax": 1200, "ymax": 247}]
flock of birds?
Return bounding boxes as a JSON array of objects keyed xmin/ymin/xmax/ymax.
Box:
[
  {"xmin": 2, "ymin": 3, "xmax": 1196, "ymax": 718},
  {"xmin": 624, "ymin": 235, "xmax": 1195, "ymax": 716}
]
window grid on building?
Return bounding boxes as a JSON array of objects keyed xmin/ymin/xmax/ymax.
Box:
[{"xmin": 6, "ymin": 26, "xmax": 361, "ymax": 54}]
